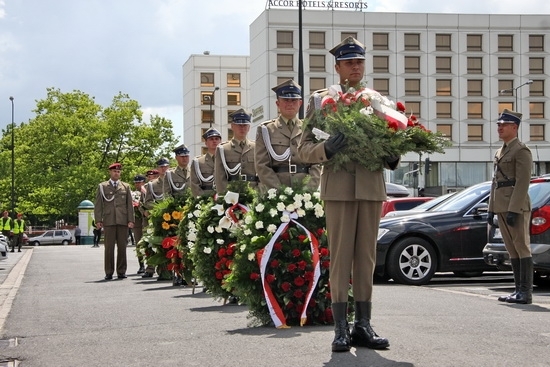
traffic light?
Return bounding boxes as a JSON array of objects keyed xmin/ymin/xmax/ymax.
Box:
[
  {"xmin": 413, "ymin": 163, "xmax": 418, "ymax": 177},
  {"xmin": 425, "ymin": 158, "xmax": 431, "ymax": 175}
]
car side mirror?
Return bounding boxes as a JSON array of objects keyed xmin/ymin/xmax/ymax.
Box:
[{"xmin": 472, "ymin": 202, "xmax": 489, "ymax": 217}]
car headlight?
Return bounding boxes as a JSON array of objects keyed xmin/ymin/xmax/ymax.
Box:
[{"xmin": 377, "ymin": 228, "xmax": 390, "ymax": 240}]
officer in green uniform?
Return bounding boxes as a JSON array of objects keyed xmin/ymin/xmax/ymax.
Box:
[
  {"xmin": 488, "ymin": 109, "xmax": 533, "ymax": 304},
  {"xmin": 167, "ymin": 144, "xmax": 191, "ymax": 197},
  {"xmin": 298, "ymin": 37, "xmax": 397, "ymax": 352},
  {"xmin": 255, "ymin": 79, "xmax": 321, "ymax": 192},
  {"xmin": 190, "ymin": 128, "xmax": 221, "ymax": 197},
  {"xmin": 214, "ymin": 109, "xmax": 258, "ymax": 194}
]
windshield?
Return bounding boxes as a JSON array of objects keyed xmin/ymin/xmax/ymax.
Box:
[
  {"xmin": 415, "ymin": 192, "xmax": 456, "ymax": 211},
  {"xmin": 529, "ymin": 182, "xmax": 550, "ymax": 207},
  {"xmin": 432, "ymin": 182, "xmax": 491, "ymax": 212}
]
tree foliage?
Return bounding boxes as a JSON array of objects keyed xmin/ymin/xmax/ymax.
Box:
[{"xmin": 0, "ymin": 88, "xmax": 177, "ymax": 224}]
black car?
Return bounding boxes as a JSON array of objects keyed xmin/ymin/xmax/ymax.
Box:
[
  {"xmin": 483, "ymin": 177, "xmax": 550, "ymax": 285},
  {"xmin": 376, "ymin": 181, "xmax": 494, "ymax": 285}
]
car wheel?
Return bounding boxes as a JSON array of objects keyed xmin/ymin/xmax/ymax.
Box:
[
  {"xmin": 32, "ymin": 241, "xmax": 40, "ymax": 246},
  {"xmin": 453, "ymin": 271, "xmax": 484, "ymax": 278},
  {"xmin": 62, "ymin": 240, "xmax": 70, "ymax": 246},
  {"xmin": 387, "ymin": 237, "xmax": 437, "ymax": 285}
]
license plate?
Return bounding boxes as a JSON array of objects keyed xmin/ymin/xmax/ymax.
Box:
[{"xmin": 493, "ymin": 228, "xmax": 502, "ymax": 239}]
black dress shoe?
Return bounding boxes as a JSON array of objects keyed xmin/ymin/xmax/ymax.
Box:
[
  {"xmin": 117, "ymin": 274, "xmax": 127, "ymax": 279},
  {"xmin": 104, "ymin": 275, "xmax": 113, "ymax": 280},
  {"xmin": 141, "ymin": 273, "xmax": 153, "ymax": 278},
  {"xmin": 137, "ymin": 266, "xmax": 145, "ymax": 274}
]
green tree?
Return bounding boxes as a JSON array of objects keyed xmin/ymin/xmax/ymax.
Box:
[{"xmin": 0, "ymin": 88, "xmax": 177, "ymax": 225}]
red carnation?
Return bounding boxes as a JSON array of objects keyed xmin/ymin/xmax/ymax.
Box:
[
  {"xmin": 321, "ymin": 260, "xmax": 330, "ymax": 269},
  {"xmin": 293, "ymin": 289, "xmax": 304, "ymax": 299},
  {"xmin": 281, "ymin": 282, "xmax": 291, "ymax": 292},
  {"xmin": 250, "ymin": 272, "xmax": 260, "ymax": 280},
  {"xmin": 281, "ymin": 231, "xmax": 290, "ymax": 241},
  {"xmin": 316, "ymin": 228, "xmax": 325, "ymax": 237},
  {"xmin": 297, "ymin": 260, "xmax": 307, "ymax": 270},
  {"xmin": 287, "ymin": 263, "xmax": 297, "ymax": 272},
  {"xmin": 387, "ymin": 120, "xmax": 398, "ymax": 131},
  {"xmin": 274, "ymin": 242, "xmax": 283, "ymax": 251},
  {"xmin": 304, "ymin": 271, "xmax": 314, "ymax": 281},
  {"xmin": 266, "ymin": 274, "xmax": 276, "ymax": 283},
  {"xmin": 286, "ymin": 301, "xmax": 294, "ymax": 310},
  {"xmin": 270, "ymin": 259, "xmax": 279, "ymax": 268},
  {"xmin": 215, "ymin": 271, "xmax": 224, "ymax": 280},
  {"xmin": 291, "ymin": 249, "xmax": 301, "ymax": 258},
  {"xmin": 297, "ymin": 234, "xmax": 308, "ymax": 243},
  {"xmin": 396, "ymin": 101, "xmax": 406, "ymax": 112},
  {"xmin": 218, "ymin": 248, "xmax": 226, "ymax": 258},
  {"xmin": 294, "ymin": 276, "xmax": 305, "ymax": 287},
  {"xmin": 225, "ymin": 260, "xmax": 233, "ymax": 269},
  {"xmin": 320, "ymin": 248, "xmax": 329, "ymax": 257}
]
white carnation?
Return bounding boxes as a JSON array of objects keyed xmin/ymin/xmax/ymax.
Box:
[
  {"xmin": 240, "ymin": 244, "xmax": 247, "ymax": 252},
  {"xmin": 303, "ymin": 193, "xmax": 312, "ymax": 201},
  {"xmin": 207, "ymin": 226, "xmax": 215, "ymax": 233},
  {"xmin": 269, "ymin": 208, "xmax": 278, "ymax": 217},
  {"xmin": 193, "ymin": 210, "xmax": 201, "ymax": 218},
  {"xmin": 267, "ymin": 188, "xmax": 277, "ymax": 199},
  {"xmin": 280, "ymin": 214, "xmax": 290, "ymax": 223},
  {"xmin": 215, "ymin": 226, "xmax": 223, "ymax": 233},
  {"xmin": 255, "ymin": 203, "xmax": 265, "ymax": 212},
  {"xmin": 255, "ymin": 221, "xmax": 264, "ymax": 229},
  {"xmin": 244, "ymin": 215, "xmax": 253, "ymax": 224},
  {"xmin": 284, "ymin": 187, "xmax": 294, "ymax": 195},
  {"xmin": 304, "ymin": 201, "xmax": 314, "ymax": 209},
  {"xmin": 267, "ymin": 224, "xmax": 277, "ymax": 233},
  {"xmin": 297, "ymin": 208, "xmax": 306, "ymax": 217},
  {"xmin": 286, "ymin": 204, "xmax": 296, "ymax": 212},
  {"xmin": 244, "ymin": 229, "xmax": 252, "ymax": 235},
  {"xmin": 248, "ymin": 252, "xmax": 255, "ymax": 261},
  {"xmin": 216, "ymin": 239, "xmax": 225, "ymax": 245},
  {"xmin": 276, "ymin": 202, "xmax": 286, "ymax": 211},
  {"xmin": 203, "ymin": 247, "xmax": 212, "ymax": 254}
]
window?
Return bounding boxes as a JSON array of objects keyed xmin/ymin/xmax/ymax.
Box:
[
  {"xmin": 277, "ymin": 54, "xmax": 294, "ymax": 71},
  {"xmin": 530, "ymin": 124, "xmax": 545, "ymax": 141},
  {"xmin": 530, "ymin": 102, "xmax": 545, "ymax": 119},
  {"xmin": 309, "ymin": 54, "xmax": 326, "ymax": 72},
  {"xmin": 467, "ymin": 102, "xmax": 483, "ymax": 119},
  {"xmin": 467, "ymin": 124, "xmax": 483, "ymax": 141},
  {"xmin": 309, "ymin": 31, "xmax": 325, "ymax": 49},
  {"xmin": 434, "ymin": 33, "xmax": 452, "ymax": 51},
  {"xmin": 467, "ymin": 57, "xmax": 482, "ymax": 74},
  {"xmin": 436, "ymin": 102, "xmax": 452, "ymax": 118},
  {"xmin": 200, "ymin": 73, "xmax": 214, "ymax": 87},
  {"xmin": 201, "ymin": 147, "xmax": 208, "ymax": 155},
  {"xmin": 404, "ymin": 56, "xmax": 420, "ymax": 73},
  {"xmin": 277, "ymin": 31, "xmax": 293, "ymax": 48},
  {"xmin": 437, "ymin": 124, "xmax": 452, "ymax": 140},
  {"xmin": 529, "ymin": 57, "xmax": 544, "ymax": 74},
  {"xmin": 201, "ymin": 91, "xmax": 215, "ymax": 105},
  {"xmin": 467, "ymin": 80, "xmax": 483, "ymax": 96},
  {"xmin": 227, "ymin": 92, "xmax": 241, "ymax": 106},
  {"xmin": 405, "ymin": 101, "xmax": 421, "ymax": 118},
  {"xmin": 529, "ymin": 35, "xmax": 544, "ymax": 52},
  {"xmin": 404, "ymin": 33, "xmax": 420, "ymax": 50},
  {"xmin": 372, "ymin": 79, "xmax": 389, "ymax": 95},
  {"xmin": 227, "ymin": 73, "xmax": 240, "ymax": 87},
  {"xmin": 467, "ymin": 34, "xmax": 483, "ymax": 51},
  {"xmin": 498, "ymin": 80, "xmax": 514, "ymax": 96},
  {"xmin": 530, "ymin": 80, "xmax": 544, "ymax": 97},
  {"xmin": 227, "ymin": 128, "xmax": 234, "ymax": 140},
  {"xmin": 404, "ymin": 79, "xmax": 420, "ymax": 96},
  {"xmin": 277, "ymin": 76, "xmax": 292, "ymax": 85},
  {"xmin": 498, "ymin": 57, "xmax": 513, "ymax": 74},
  {"xmin": 373, "ymin": 56, "xmax": 389, "ymax": 73},
  {"xmin": 341, "ymin": 32, "xmax": 357, "ymax": 40},
  {"xmin": 436, "ymin": 79, "xmax": 452, "ymax": 96},
  {"xmin": 310, "ymin": 77, "xmax": 326, "ymax": 94},
  {"xmin": 499, "ymin": 102, "xmax": 514, "ymax": 113},
  {"xmin": 498, "ymin": 35, "xmax": 514, "ymax": 52},
  {"xmin": 436, "ymin": 57, "xmax": 452, "ymax": 73},
  {"xmin": 201, "ymin": 110, "xmax": 214, "ymax": 124},
  {"xmin": 373, "ymin": 33, "xmax": 389, "ymax": 50}
]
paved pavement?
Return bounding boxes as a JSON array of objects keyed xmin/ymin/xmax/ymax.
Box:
[{"xmin": 0, "ymin": 245, "xmax": 549, "ymax": 367}]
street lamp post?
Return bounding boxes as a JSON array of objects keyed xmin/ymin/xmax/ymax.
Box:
[
  {"xmin": 9, "ymin": 96, "xmax": 15, "ymax": 218},
  {"xmin": 208, "ymin": 86, "xmax": 219, "ymax": 128},
  {"xmin": 499, "ymin": 79, "xmax": 533, "ymax": 112}
]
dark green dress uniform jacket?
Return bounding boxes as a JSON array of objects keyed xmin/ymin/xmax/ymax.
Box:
[
  {"xmin": 166, "ymin": 165, "xmax": 189, "ymax": 197},
  {"xmin": 94, "ymin": 181, "xmax": 135, "ymax": 226},
  {"xmin": 214, "ymin": 138, "xmax": 257, "ymax": 194},
  {"xmin": 190, "ymin": 153, "xmax": 215, "ymax": 197}
]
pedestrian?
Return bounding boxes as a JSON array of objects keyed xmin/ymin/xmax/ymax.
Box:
[
  {"xmin": 214, "ymin": 108, "xmax": 258, "ymax": 194},
  {"xmin": 94, "ymin": 162, "xmax": 135, "ymax": 280},
  {"xmin": 12, "ymin": 213, "xmax": 25, "ymax": 252},
  {"xmin": 298, "ymin": 37, "xmax": 397, "ymax": 352},
  {"xmin": 166, "ymin": 144, "xmax": 191, "ymax": 197},
  {"xmin": 74, "ymin": 226, "xmax": 82, "ymax": 246},
  {"xmin": 255, "ymin": 79, "xmax": 321, "ymax": 192},
  {"xmin": 91, "ymin": 219, "xmax": 101, "ymax": 247},
  {"xmin": 488, "ymin": 109, "xmax": 533, "ymax": 304},
  {"xmin": 0, "ymin": 210, "xmax": 12, "ymax": 246},
  {"xmin": 190, "ymin": 128, "xmax": 221, "ymax": 196}
]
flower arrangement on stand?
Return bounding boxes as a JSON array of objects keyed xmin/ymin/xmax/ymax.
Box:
[
  {"xmin": 224, "ymin": 186, "xmax": 335, "ymax": 327},
  {"xmin": 175, "ymin": 193, "xmax": 214, "ymax": 287},
  {"xmin": 191, "ymin": 182, "xmax": 256, "ymax": 302},
  {"xmin": 309, "ymin": 84, "xmax": 451, "ymax": 171},
  {"xmin": 138, "ymin": 195, "xmax": 186, "ymax": 280}
]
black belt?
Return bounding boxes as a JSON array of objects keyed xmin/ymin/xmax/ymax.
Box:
[
  {"xmin": 228, "ymin": 174, "xmax": 259, "ymax": 182},
  {"xmin": 200, "ymin": 185, "xmax": 213, "ymax": 190},
  {"xmin": 496, "ymin": 180, "xmax": 516, "ymax": 188},
  {"xmin": 273, "ymin": 165, "xmax": 310, "ymax": 174}
]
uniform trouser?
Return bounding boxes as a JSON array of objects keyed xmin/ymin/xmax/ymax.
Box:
[
  {"xmin": 12, "ymin": 233, "xmax": 23, "ymax": 251},
  {"xmin": 498, "ymin": 211, "xmax": 532, "ymax": 259},
  {"xmin": 103, "ymin": 225, "xmax": 128, "ymax": 276},
  {"xmin": 134, "ymin": 223, "xmax": 144, "ymax": 266},
  {"xmin": 325, "ymin": 200, "xmax": 382, "ymax": 303}
]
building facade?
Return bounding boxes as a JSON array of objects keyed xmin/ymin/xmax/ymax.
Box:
[{"xmin": 184, "ymin": 8, "xmax": 549, "ymax": 193}]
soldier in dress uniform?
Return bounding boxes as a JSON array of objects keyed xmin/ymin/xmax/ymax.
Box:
[
  {"xmin": 166, "ymin": 144, "xmax": 191, "ymax": 197},
  {"xmin": 214, "ymin": 108, "xmax": 258, "ymax": 194},
  {"xmin": 488, "ymin": 109, "xmax": 533, "ymax": 304},
  {"xmin": 94, "ymin": 162, "xmax": 135, "ymax": 280},
  {"xmin": 190, "ymin": 128, "xmax": 221, "ymax": 196},
  {"xmin": 255, "ymin": 79, "xmax": 321, "ymax": 192},
  {"xmin": 140, "ymin": 169, "xmax": 160, "ymax": 278},
  {"xmin": 298, "ymin": 37, "xmax": 397, "ymax": 352},
  {"xmin": 143, "ymin": 158, "xmax": 172, "ymax": 209},
  {"xmin": 132, "ymin": 175, "xmax": 147, "ymax": 273}
]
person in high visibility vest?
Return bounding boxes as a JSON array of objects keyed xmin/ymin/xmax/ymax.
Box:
[
  {"xmin": 0, "ymin": 210, "xmax": 12, "ymax": 244},
  {"xmin": 12, "ymin": 213, "xmax": 26, "ymax": 252}
]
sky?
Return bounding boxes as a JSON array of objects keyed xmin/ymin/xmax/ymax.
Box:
[{"xmin": 1, "ymin": 0, "xmax": 549, "ymax": 144}]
